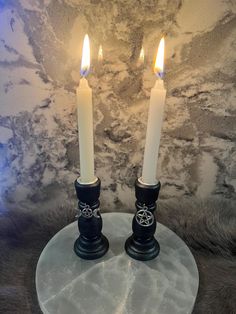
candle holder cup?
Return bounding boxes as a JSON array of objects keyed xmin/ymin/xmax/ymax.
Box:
[
  {"xmin": 74, "ymin": 177, "xmax": 109, "ymax": 260},
  {"xmin": 125, "ymin": 178, "xmax": 161, "ymax": 261}
]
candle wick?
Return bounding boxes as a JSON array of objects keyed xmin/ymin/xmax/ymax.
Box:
[
  {"xmin": 156, "ymin": 71, "xmax": 164, "ymax": 80},
  {"xmin": 80, "ymin": 67, "xmax": 89, "ymax": 78}
]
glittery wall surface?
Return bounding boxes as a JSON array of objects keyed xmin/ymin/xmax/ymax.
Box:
[{"xmin": 0, "ymin": 0, "xmax": 235, "ymax": 213}]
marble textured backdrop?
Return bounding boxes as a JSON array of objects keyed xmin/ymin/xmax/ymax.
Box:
[{"xmin": 0, "ymin": 0, "xmax": 235, "ymax": 214}]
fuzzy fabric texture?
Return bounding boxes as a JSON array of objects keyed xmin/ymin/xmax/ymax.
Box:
[{"xmin": 0, "ymin": 198, "xmax": 235, "ymax": 314}]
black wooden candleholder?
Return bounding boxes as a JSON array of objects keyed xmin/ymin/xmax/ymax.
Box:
[
  {"xmin": 74, "ymin": 177, "xmax": 109, "ymax": 260},
  {"xmin": 125, "ymin": 178, "xmax": 161, "ymax": 261}
]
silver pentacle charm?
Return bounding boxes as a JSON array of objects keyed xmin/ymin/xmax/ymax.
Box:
[
  {"xmin": 76, "ymin": 204, "xmax": 101, "ymax": 219},
  {"xmin": 80, "ymin": 205, "xmax": 93, "ymax": 218},
  {"xmin": 135, "ymin": 209, "xmax": 154, "ymax": 227}
]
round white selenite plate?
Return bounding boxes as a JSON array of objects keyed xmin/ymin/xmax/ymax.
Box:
[{"xmin": 36, "ymin": 213, "xmax": 199, "ymax": 314}]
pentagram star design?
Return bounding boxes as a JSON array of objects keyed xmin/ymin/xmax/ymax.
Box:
[
  {"xmin": 81, "ymin": 206, "xmax": 93, "ymax": 218},
  {"xmin": 135, "ymin": 209, "xmax": 154, "ymax": 227}
]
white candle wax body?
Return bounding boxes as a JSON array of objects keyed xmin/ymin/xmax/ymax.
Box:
[
  {"xmin": 76, "ymin": 78, "xmax": 96, "ymax": 184},
  {"xmin": 141, "ymin": 79, "xmax": 166, "ymax": 185}
]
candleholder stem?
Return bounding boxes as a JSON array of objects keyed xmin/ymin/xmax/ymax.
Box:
[
  {"xmin": 74, "ymin": 177, "xmax": 109, "ymax": 260},
  {"xmin": 125, "ymin": 178, "xmax": 161, "ymax": 261}
]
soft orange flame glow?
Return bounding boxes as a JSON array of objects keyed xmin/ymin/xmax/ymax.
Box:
[
  {"xmin": 154, "ymin": 37, "xmax": 165, "ymax": 78},
  {"xmin": 98, "ymin": 45, "xmax": 103, "ymax": 62},
  {"xmin": 80, "ymin": 34, "xmax": 90, "ymax": 77},
  {"xmin": 139, "ymin": 46, "xmax": 144, "ymax": 63}
]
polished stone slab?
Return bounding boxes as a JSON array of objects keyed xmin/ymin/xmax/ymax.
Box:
[{"xmin": 36, "ymin": 213, "xmax": 199, "ymax": 314}]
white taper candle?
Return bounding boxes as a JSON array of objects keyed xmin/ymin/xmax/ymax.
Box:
[
  {"xmin": 76, "ymin": 34, "xmax": 96, "ymax": 184},
  {"xmin": 141, "ymin": 37, "xmax": 166, "ymax": 185}
]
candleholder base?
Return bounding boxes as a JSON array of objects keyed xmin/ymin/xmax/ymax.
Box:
[
  {"xmin": 125, "ymin": 234, "xmax": 160, "ymax": 261},
  {"xmin": 74, "ymin": 177, "xmax": 109, "ymax": 260},
  {"xmin": 74, "ymin": 234, "xmax": 109, "ymax": 260},
  {"xmin": 125, "ymin": 178, "xmax": 161, "ymax": 261}
]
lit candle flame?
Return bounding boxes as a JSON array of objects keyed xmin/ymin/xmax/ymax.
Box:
[
  {"xmin": 139, "ymin": 46, "xmax": 144, "ymax": 63},
  {"xmin": 98, "ymin": 44, "xmax": 103, "ymax": 62},
  {"xmin": 154, "ymin": 37, "xmax": 165, "ymax": 78},
  {"xmin": 80, "ymin": 34, "xmax": 90, "ymax": 77}
]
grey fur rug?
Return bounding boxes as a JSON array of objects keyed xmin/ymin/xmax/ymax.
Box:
[{"xmin": 0, "ymin": 198, "xmax": 235, "ymax": 314}]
